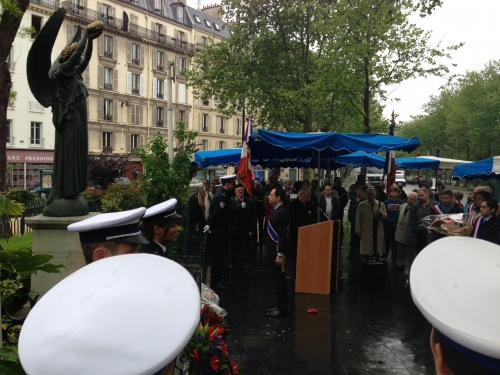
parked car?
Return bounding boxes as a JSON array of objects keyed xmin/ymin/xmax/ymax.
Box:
[
  {"xmin": 405, "ymin": 176, "xmax": 417, "ymax": 185},
  {"xmin": 189, "ymin": 178, "xmax": 203, "ymax": 188},
  {"xmin": 30, "ymin": 185, "xmax": 51, "ymax": 198}
]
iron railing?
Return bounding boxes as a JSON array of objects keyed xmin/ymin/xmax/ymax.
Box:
[
  {"xmin": 0, "ymin": 201, "xmax": 46, "ymax": 236},
  {"xmin": 61, "ymin": 2, "xmax": 195, "ymax": 54},
  {"xmin": 31, "ymin": 0, "xmax": 59, "ymax": 8},
  {"xmin": 104, "ymin": 83, "xmax": 113, "ymax": 90}
]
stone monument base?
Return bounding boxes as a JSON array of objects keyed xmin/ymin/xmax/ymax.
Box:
[
  {"xmin": 43, "ymin": 194, "xmax": 89, "ymax": 217},
  {"xmin": 26, "ymin": 213, "xmax": 99, "ymax": 296}
]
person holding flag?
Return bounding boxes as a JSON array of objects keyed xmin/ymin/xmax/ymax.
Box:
[{"xmin": 384, "ymin": 111, "xmax": 397, "ymax": 194}]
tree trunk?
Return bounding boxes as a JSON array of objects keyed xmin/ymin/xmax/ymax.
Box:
[
  {"xmin": 0, "ymin": 0, "xmax": 31, "ymax": 191},
  {"xmin": 363, "ymin": 58, "xmax": 370, "ymax": 134},
  {"xmin": 0, "ymin": 65, "xmax": 11, "ymax": 192}
]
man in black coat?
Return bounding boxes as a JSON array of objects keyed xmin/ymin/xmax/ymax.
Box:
[
  {"xmin": 288, "ymin": 188, "xmax": 314, "ymax": 282},
  {"xmin": 428, "ymin": 189, "xmax": 464, "ymax": 244},
  {"xmin": 204, "ymin": 174, "xmax": 236, "ymax": 290},
  {"xmin": 266, "ymin": 186, "xmax": 290, "ymax": 317},
  {"xmin": 229, "ymin": 184, "xmax": 256, "ymax": 269},
  {"xmin": 471, "ymin": 198, "xmax": 500, "ymax": 245}
]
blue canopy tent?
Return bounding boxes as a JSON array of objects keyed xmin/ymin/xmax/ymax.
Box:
[
  {"xmin": 248, "ymin": 129, "xmax": 420, "ymax": 162},
  {"xmin": 396, "ymin": 156, "xmax": 470, "ymax": 170},
  {"xmin": 453, "ymin": 156, "xmax": 500, "ymax": 180},
  {"xmin": 194, "ymin": 148, "xmax": 241, "ymax": 168}
]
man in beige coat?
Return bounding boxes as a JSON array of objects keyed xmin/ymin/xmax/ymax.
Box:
[
  {"xmin": 395, "ymin": 192, "xmax": 417, "ymax": 275},
  {"xmin": 355, "ymin": 187, "xmax": 387, "ymax": 257}
]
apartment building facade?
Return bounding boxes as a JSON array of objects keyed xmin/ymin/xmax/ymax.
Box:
[{"xmin": 6, "ymin": 0, "xmax": 242, "ymax": 188}]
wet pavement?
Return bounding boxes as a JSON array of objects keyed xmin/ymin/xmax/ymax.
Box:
[{"xmin": 216, "ymin": 248, "xmax": 435, "ymax": 375}]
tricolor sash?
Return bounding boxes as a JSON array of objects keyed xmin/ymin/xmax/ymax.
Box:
[
  {"xmin": 472, "ymin": 217, "xmax": 485, "ymax": 238},
  {"xmin": 468, "ymin": 210, "xmax": 479, "ymax": 226},
  {"xmin": 267, "ymin": 221, "xmax": 290, "ymax": 253},
  {"xmin": 432, "ymin": 205, "xmax": 445, "ymax": 215}
]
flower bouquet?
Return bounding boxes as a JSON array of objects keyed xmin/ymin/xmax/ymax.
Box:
[
  {"xmin": 182, "ymin": 323, "xmax": 238, "ymax": 375},
  {"xmin": 422, "ymin": 213, "xmax": 472, "ymax": 236}
]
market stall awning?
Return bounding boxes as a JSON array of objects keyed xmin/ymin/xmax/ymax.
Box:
[
  {"xmin": 248, "ymin": 129, "xmax": 420, "ymax": 161},
  {"xmin": 194, "ymin": 148, "xmax": 241, "ymax": 168},
  {"xmin": 453, "ymin": 156, "xmax": 500, "ymax": 180},
  {"xmin": 396, "ymin": 156, "xmax": 470, "ymax": 170}
]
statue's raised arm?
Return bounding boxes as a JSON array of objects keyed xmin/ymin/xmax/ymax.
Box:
[{"xmin": 27, "ymin": 8, "xmax": 103, "ymax": 217}]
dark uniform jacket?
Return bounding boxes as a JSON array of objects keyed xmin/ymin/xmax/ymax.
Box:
[
  {"xmin": 207, "ymin": 188, "xmax": 231, "ymax": 230},
  {"xmin": 228, "ymin": 196, "xmax": 256, "ymax": 238},
  {"xmin": 139, "ymin": 241, "xmax": 167, "ymax": 257},
  {"xmin": 265, "ymin": 203, "xmax": 290, "ymax": 260}
]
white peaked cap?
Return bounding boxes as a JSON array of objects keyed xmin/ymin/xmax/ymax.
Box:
[
  {"xmin": 19, "ymin": 254, "xmax": 201, "ymax": 375},
  {"xmin": 411, "ymin": 237, "xmax": 500, "ymax": 369}
]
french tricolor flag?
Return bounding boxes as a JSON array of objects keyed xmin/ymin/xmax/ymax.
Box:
[{"xmin": 384, "ymin": 111, "xmax": 396, "ymax": 194}]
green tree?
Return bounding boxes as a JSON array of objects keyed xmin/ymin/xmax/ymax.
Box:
[
  {"xmin": 187, "ymin": 0, "xmax": 456, "ymax": 134},
  {"xmin": 0, "ymin": 0, "xmax": 31, "ymax": 192},
  {"xmin": 134, "ymin": 124, "xmax": 197, "ymax": 210}
]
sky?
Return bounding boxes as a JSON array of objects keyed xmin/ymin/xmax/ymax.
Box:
[{"xmin": 186, "ymin": 0, "xmax": 500, "ymax": 124}]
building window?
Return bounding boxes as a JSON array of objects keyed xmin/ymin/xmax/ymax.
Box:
[
  {"xmin": 177, "ymin": 57, "xmax": 187, "ymax": 75},
  {"xmin": 30, "ymin": 122, "xmax": 42, "ymax": 145},
  {"xmin": 104, "ymin": 67, "xmax": 113, "ymax": 90},
  {"xmin": 104, "ymin": 35, "xmax": 113, "ymax": 58},
  {"xmin": 219, "ymin": 141, "xmax": 225, "ymax": 150},
  {"xmin": 31, "ymin": 15, "xmax": 43, "ymax": 38},
  {"xmin": 218, "ymin": 117, "xmax": 225, "ymax": 134},
  {"xmin": 235, "ymin": 119, "xmax": 241, "ymax": 136},
  {"xmin": 236, "ymin": 141, "xmax": 242, "ymax": 147},
  {"xmin": 6, "ymin": 120, "xmax": 12, "ymax": 144},
  {"xmin": 103, "ymin": 132, "xmax": 112, "ymax": 148},
  {"xmin": 201, "ymin": 36, "xmax": 207, "ymax": 45},
  {"xmin": 102, "ymin": 4, "xmax": 114, "ymax": 25},
  {"xmin": 156, "ymin": 51, "xmax": 164, "ymax": 71},
  {"xmin": 154, "ymin": 0, "xmax": 161, "ymax": 12},
  {"xmin": 178, "ymin": 83, "xmax": 186, "ymax": 103},
  {"xmin": 156, "ymin": 79, "xmax": 164, "ymax": 99},
  {"xmin": 194, "ymin": 15, "xmax": 201, "ymax": 23},
  {"xmin": 131, "ymin": 73, "xmax": 140, "ymax": 95},
  {"xmin": 103, "ymin": 99, "xmax": 113, "ymax": 121},
  {"xmin": 176, "ymin": 7, "xmax": 183, "ymax": 22},
  {"xmin": 204, "ymin": 19, "xmax": 211, "ymax": 28},
  {"xmin": 156, "ymin": 107, "xmax": 164, "ymax": 127},
  {"xmin": 131, "ymin": 134, "xmax": 139, "ymax": 150},
  {"xmin": 201, "ymin": 114, "xmax": 208, "ymax": 132},
  {"xmin": 130, "ymin": 103, "xmax": 141, "ymax": 124},
  {"xmin": 214, "ymin": 23, "xmax": 220, "ymax": 31},
  {"xmin": 201, "ymin": 91, "xmax": 209, "ymax": 106},
  {"xmin": 201, "ymin": 139, "xmax": 208, "ymax": 150},
  {"xmin": 178, "ymin": 110, "xmax": 185, "ymax": 126},
  {"xmin": 131, "ymin": 43, "xmax": 140, "ymax": 65}
]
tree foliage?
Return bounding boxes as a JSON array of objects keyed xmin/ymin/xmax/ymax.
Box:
[
  {"xmin": 187, "ymin": 0, "xmax": 458, "ymax": 134},
  {"xmin": 397, "ymin": 60, "xmax": 500, "ymax": 161},
  {"xmin": 134, "ymin": 124, "xmax": 198, "ymax": 210},
  {"xmin": 88, "ymin": 152, "xmax": 130, "ymax": 190}
]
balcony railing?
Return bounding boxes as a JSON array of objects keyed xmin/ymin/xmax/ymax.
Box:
[
  {"xmin": 6, "ymin": 136, "xmax": 15, "ymax": 145},
  {"xmin": 29, "ymin": 138, "xmax": 44, "ymax": 146},
  {"xmin": 104, "ymin": 83, "xmax": 113, "ymax": 90},
  {"xmin": 219, "ymin": 127, "xmax": 225, "ymax": 134},
  {"xmin": 196, "ymin": 43, "xmax": 206, "ymax": 52},
  {"xmin": 157, "ymin": 93, "xmax": 164, "ymax": 99},
  {"xmin": 104, "ymin": 50, "xmax": 113, "ymax": 58},
  {"xmin": 132, "ymin": 88, "xmax": 140, "ymax": 95},
  {"xmin": 61, "ymin": 2, "xmax": 195, "ymax": 53},
  {"xmin": 201, "ymin": 126, "xmax": 208, "ymax": 132},
  {"xmin": 103, "ymin": 114, "xmax": 113, "ymax": 121},
  {"xmin": 29, "ymin": 101, "xmax": 44, "ymax": 112},
  {"xmin": 156, "ymin": 120, "xmax": 164, "ymax": 127},
  {"xmin": 156, "ymin": 65, "xmax": 164, "ymax": 71}
]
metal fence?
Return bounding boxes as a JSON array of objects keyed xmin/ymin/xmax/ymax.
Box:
[{"xmin": 0, "ymin": 201, "xmax": 46, "ymax": 237}]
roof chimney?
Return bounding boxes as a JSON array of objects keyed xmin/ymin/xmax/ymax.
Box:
[{"xmin": 201, "ymin": 3, "xmax": 221, "ymax": 20}]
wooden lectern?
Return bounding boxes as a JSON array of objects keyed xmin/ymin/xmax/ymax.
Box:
[{"xmin": 295, "ymin": 221, "xmax": 334, "ymax": 295}]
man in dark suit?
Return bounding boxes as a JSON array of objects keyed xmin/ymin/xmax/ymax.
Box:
[
  {"xmin": 266, "ymin": 186, "xmax": 290, "ymax": 317},
  {"xmin": 318, "ymin": 184, "xmax": 341, "ymax": 221},
  {"xmin": 471, "ymin": 198, "xmax": 500, "ymax": 245},
  {"xmin": 204, "ymin": 174, "xmax": 236, "ymax": 290},
  {"xmin": 288, "ymin": 188, "xmax": 314, "ymax": 281},
  {"xmin": 229, "ymin": 184, "xmax": 256, "ymax": 269},
  {"xmin": 139, "ymin": 198, "xmax": 182, "ymax": 257}
]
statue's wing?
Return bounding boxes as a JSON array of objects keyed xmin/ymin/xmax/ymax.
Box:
[{"xmin": 26, "ymin": 8, "xmax": 67, "ymax": 108}]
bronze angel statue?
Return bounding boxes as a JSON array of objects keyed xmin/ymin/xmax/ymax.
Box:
[{"xmin": 27, "ymin": 8, "xmax": 103, "ymax": 216}]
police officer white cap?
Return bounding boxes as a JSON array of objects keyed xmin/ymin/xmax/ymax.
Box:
[
  {"xmin": 220, "ymin": 174, "xmax": 236, "ymax": 184},
  {"xmin": 19, "ymin": 254, "xmax": 201, "ymax": 375},
  {"xmin": 67, "ymin": 207, "xmax": 149, "ymax": 244},
  {"xmin": 411, "ymin": 237, "xmax": 500, "ymax": 372},
  {"xmin": 143, "ymin": 198, "xmax": 183, "ymax": 222}
]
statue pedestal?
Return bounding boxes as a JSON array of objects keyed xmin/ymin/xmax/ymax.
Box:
[{"xmin": 26, "ymin": 213, "xmax": 99, "ymax": 296}]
